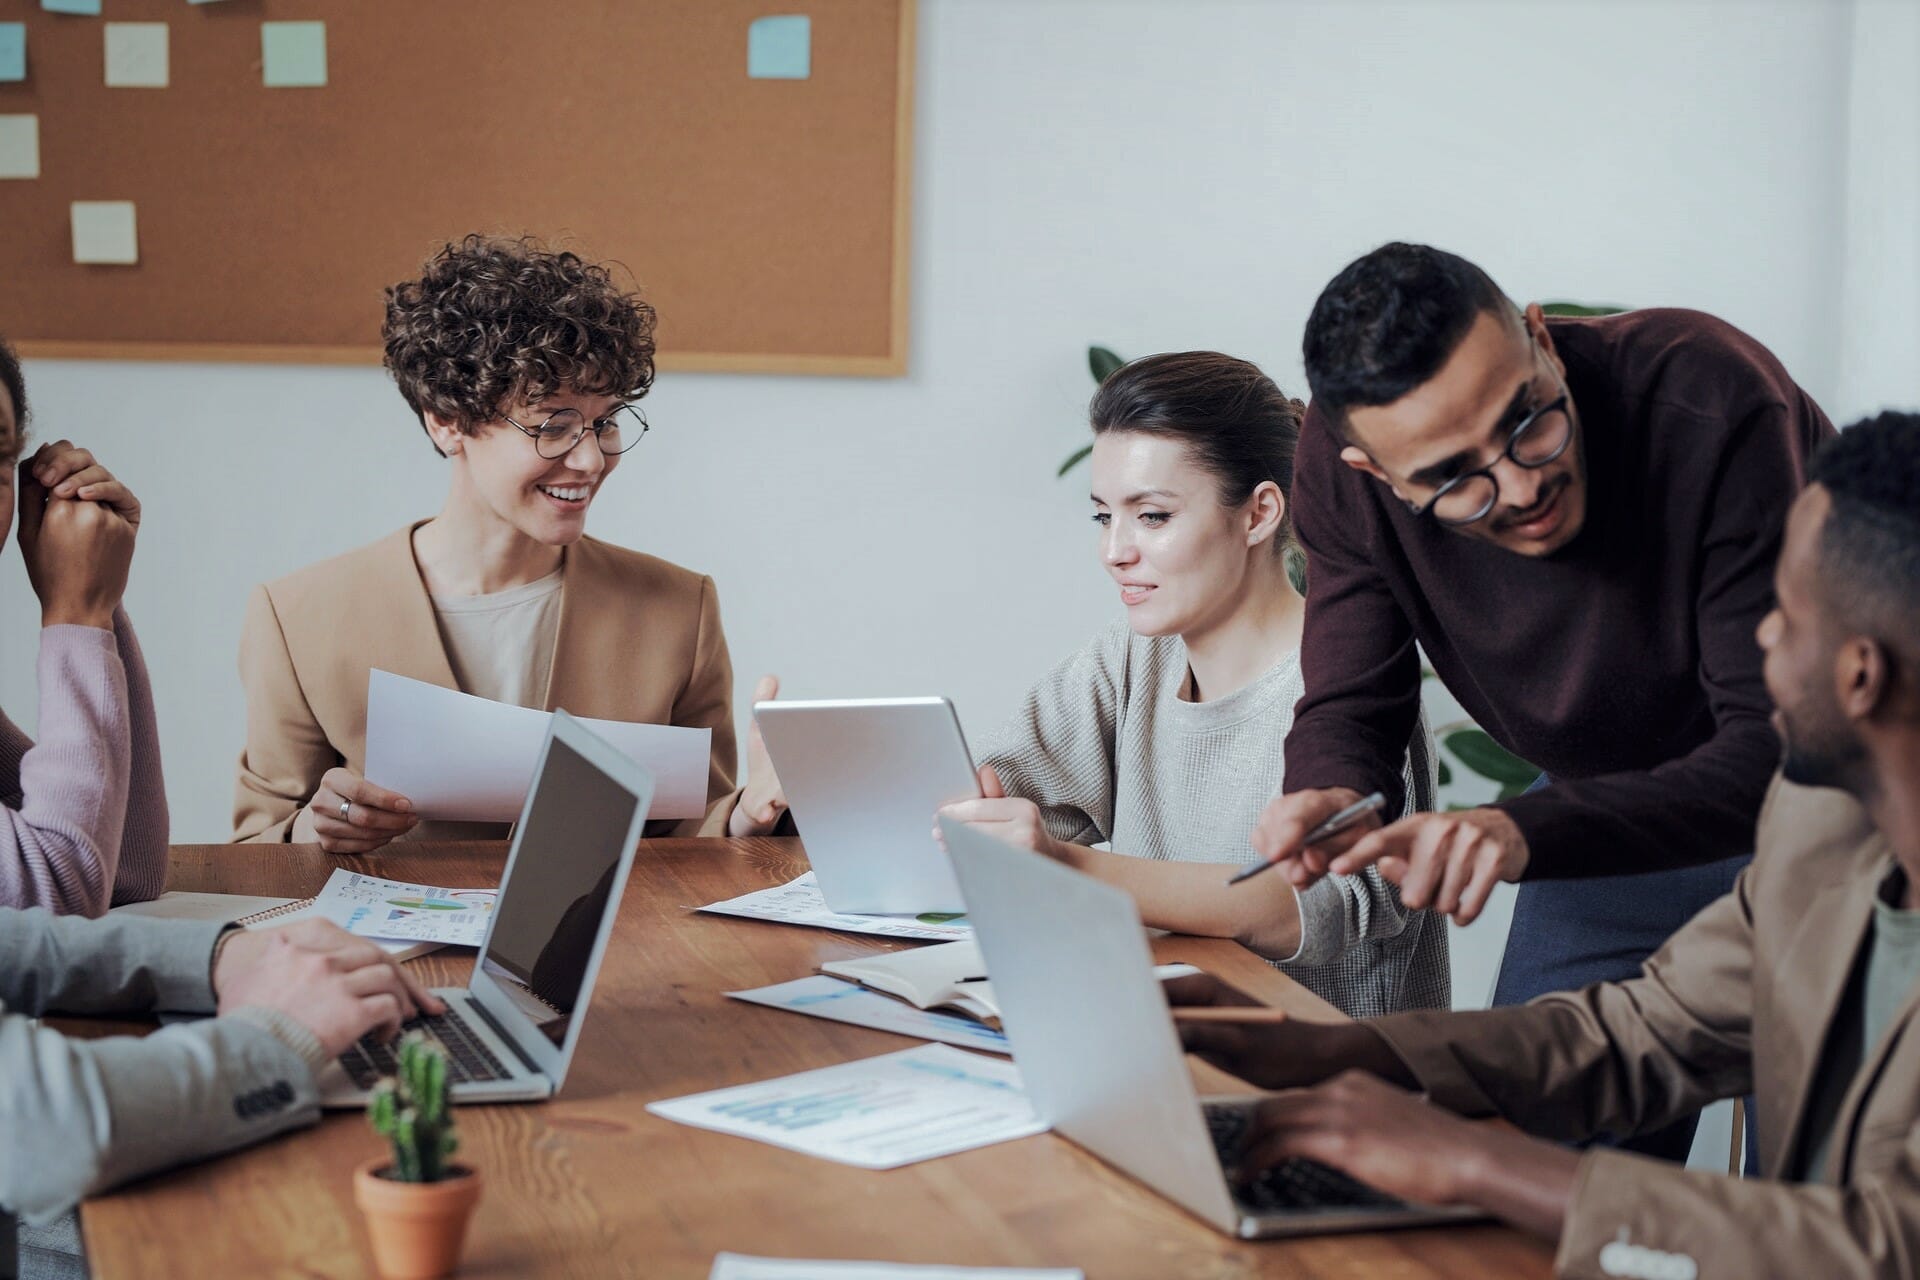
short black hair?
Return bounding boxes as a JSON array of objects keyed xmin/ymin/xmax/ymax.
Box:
[
  {"xmin": 1301, "ymin": 242, "xmax": 1515, "ymax": 432},
  {"xmin": 1809, "ymin": 410, "xmax": 1920, "ymax": 671},
  {"xmin": 0, "ymin": 333, "xmax": 28, "ymax": 435}
]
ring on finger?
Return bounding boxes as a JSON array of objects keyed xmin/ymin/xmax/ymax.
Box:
[{"xmin": 339, "ymin": 798, "xmax": 352, "ymax": 824}]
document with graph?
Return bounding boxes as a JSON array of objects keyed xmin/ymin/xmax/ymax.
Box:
[
  {"xmin": 727, "ymin": 975, "xmax": 1013, "ymax": 1055},
  {"xmin": 646, "ymin": 1044, "xmax": 1045, "ymax": 1168}
]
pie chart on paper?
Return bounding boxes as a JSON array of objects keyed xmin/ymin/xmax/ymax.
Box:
[{"xmin": 384, "ymin": 897, "xmax": 465, "ymax": 911}]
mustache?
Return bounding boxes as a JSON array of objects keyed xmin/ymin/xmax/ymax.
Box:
[{"xmin": 1493, "ymin": 475, "xmax": 1570, "ymax": 531}]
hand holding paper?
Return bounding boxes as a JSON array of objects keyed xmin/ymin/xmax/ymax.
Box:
[{"xmin": 363, "ymin": 670, "xmax": 711, "ymax": 823}]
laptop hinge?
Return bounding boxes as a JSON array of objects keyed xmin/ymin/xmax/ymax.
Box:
[{"xmin": 466, "ymin": 992, "xmax": 545, "ymax": 1078}]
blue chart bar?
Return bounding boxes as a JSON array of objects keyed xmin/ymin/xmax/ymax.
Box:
[{"xmin": 719, "ymin": 1084, "xmax": 879, "ymax": 1131}]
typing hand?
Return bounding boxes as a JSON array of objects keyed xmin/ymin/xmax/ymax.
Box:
[
  {"xmin": 1232, "ymin": 1073, "xmax": 1482, "ymax": 1207},
  {"xmin": 934, "ymin": 765, "xmax": 1073, "ymax": 865},
  {"xmin": 1327, "ymin": 807, "xmax": 1528, "ymax": 926},
  {"xmin": 1248, "ymin": 788, "xmax": 1379, "ymax": 891},
  {"xmin": 730, "ymin": 674, "xmax": 790, "ymax": 836},
  {"xmin": 296, "ymin": 767, "xmax": 418, "ymax": 854},
  {"xmin": 1165, "ymin": 972, "xmax": 1413, "ymax": 1092},
  {"xmin": 1231, "ymin": 1072, "xmax": 1580, "ymax": 1240},
  {"xmin": 215, "ymin": 918, "xmax": 445, "ymax": 1057}
]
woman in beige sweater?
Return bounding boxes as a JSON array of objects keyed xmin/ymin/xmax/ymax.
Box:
[
  {"xmin": 233, "ymin": 237, "xmax": 786, "ymax": 848},
  {"xmin": 942, "ymin": 352, "xmax": 1446, "ymax": 1016}
]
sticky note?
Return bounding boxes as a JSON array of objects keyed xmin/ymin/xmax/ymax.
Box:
[
  {"xmin": 41, "ymin": 0, "xmax": 102, "ymax": 15},
  {"xmin": 105, "ymin": 23, "xmax": 169, "ymax": 88},
  {"xmin": 748, "ymin": 15, "xmax": 810, "ymax": 79},
  {"xmin": 261, "ymin": 21, "xmax": 327, "ymax": 87},
  {"xmin": 0, "ymin": 115, "xmax": 39, "ymax": 180},
  {"xmin": 71, "ymin": 201, "xmax": 139, "ymax": 265},
  {"xmin": 0, "ymin": 25, "xmax": 26, "ymax": 83}
]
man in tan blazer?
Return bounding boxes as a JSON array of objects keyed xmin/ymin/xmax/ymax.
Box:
[
  {"xmin": 234, "ymin": 236, "xmax": 787, "ymax": 847},
  {"xmin": 1173, "ymin": 410, "xmax": 1920, "ymax": 1277}
]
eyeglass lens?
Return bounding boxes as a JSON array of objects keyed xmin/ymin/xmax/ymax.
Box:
[
  {"xmin": 1429, "ymin": 402, "xmax": 1572, "ymax": 526},
  {"xmin": 533, "ymin": 405, "xmax": 646, "ymax": 458}
]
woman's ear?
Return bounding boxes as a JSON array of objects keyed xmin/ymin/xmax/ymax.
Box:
[
  {"xmin": 1247, "ymin": 480, "xmax": 1287, "ymax": 548},
  {"xmin": 422, "ymin": 411, "xmax": 466, "ymax": 457}
]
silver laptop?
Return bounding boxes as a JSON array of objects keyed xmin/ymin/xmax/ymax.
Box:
[
  {"xmin": 939, "ymin": 816, "xmax": 1484, "ymax": 1239},
  {"xmin": 752, "ymin": 697, "xmax": 980, "ymax": 914},
  {"xmin": 317, "ymin": 711, "xmax": 654, "ymax": 1106}
]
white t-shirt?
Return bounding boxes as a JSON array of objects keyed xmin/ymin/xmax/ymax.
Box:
[{"xmin": 429, "ymin": 569, "xmax": 564, "ymax": 709}]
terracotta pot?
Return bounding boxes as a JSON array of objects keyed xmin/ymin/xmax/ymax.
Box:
[{"xmin": 353, "ymin": 1158, "xmax": 483, "ymax": 1279}]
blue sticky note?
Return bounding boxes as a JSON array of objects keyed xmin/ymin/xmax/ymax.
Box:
[
  {"xmin": 261, "ymin": 20, "xmax": 327, "ymax": 88},
  {"xmin": 42, "ymin": 0, "xmax": 102, "ymax": 15},
  {"xmin": 748, "ymin": 15, "xmax": 810, "ymax": 80},
  {"xmin": 0, "ymin": 26, "xmax": 24, "ymax": 82}
]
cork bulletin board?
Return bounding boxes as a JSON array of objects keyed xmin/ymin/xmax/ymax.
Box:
[{"xmin": 0, "ymin": 0, "xmax": 915, "ymax": 375}]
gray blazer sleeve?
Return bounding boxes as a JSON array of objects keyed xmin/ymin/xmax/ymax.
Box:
[{"xmin": 0, "ymin": 908, "xmax": 322, "ymax": 1225}]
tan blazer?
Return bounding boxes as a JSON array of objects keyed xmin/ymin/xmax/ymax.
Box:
[
  {"xmin": 234, "ymin": 524, "xmax": 740, "ymax": 843},
  {"xmin": 1372, "ymin": 777, "xmax": 1919, "ymax": 1278}
]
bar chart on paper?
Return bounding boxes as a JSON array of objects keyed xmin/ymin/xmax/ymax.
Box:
[{"xmin": 647, "ymin": 1044, "xmax": 1046, "ymax": 1169}]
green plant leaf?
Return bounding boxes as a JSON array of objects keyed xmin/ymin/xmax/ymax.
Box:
[
  {"xmin": 1089, "ymin": 345, "xmax": 1125, "ymax": 384},
  {"xmin": 1436, "ymin": 757, "xmax": 1452, "ymax": 787},
  {"xmin": 1441, "ymin": 728, "xmax": 1541, "ymax": 788},
  {"xmin": 1538, "ymin": 301, "xmax": 1627, "ymax": 317},
  {"xmin": 1056, "ymin": 442, "xmax": 1093, "ymax": 478}
]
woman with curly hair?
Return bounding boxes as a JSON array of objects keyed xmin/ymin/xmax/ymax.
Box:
[{"xmin": 232, "ymin": 236, "xmax": 784, "ymax": 848}]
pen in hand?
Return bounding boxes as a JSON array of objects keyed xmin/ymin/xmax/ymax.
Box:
[{"xmin": 1225, "ymin": 791, "xmax": 1387, "ymax": 887}]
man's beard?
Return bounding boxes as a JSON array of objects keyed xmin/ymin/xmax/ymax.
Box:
[{"xmin": 1779, "ymin": 715, "xmax": 1864, "ymax": 791}]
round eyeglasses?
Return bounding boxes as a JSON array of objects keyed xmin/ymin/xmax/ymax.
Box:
[
  {"xmin": 502, "ymin": 404, "xmax": 649, "ymax": 459},
  {"xmin": 1408, "ymin": 394, "xmax": 1574, "ymax": 527}
]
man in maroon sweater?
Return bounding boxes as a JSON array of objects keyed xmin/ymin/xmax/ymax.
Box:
[{"xmin": 1256, "ymin": 243, "xmax": 1831, "ymax": 1157}]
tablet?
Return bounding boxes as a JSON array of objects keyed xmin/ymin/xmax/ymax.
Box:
[{"xmin": 752, "ymin": 697, "xmax": 981, "ymax": 914}]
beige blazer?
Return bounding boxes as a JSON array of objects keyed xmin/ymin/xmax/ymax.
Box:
[
  {"xmin": 234, "ymin": 524, "xmax": 739, "ymax": 843},
  {"xmin": 1372, "ymin": 777, "xmax": 1920, "ymax": 1278}
]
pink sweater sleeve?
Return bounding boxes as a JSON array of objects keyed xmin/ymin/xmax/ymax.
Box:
[
  {"xmin": 108, "ymin": 609, "xmax": 168, "ymax": 904},
  {"xmin": 0, "ymin": 625, "xmax": 135, "ymax": 916}
]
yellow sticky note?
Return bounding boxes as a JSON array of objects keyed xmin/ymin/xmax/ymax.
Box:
[
  {"xmin": 71, "ymin": 201, "xmax": 140, "ymax": 265},
  {"xmin": 105, "ymin": 23, "xmax": 169, "ymax": 88},
  {"xmin": 0, "ymin": 114, "xmax": 39, "ymax": 180}
]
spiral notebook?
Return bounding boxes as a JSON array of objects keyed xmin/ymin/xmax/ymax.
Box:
[{"xmin": 113, "ymin": 875, "xmax": 490, "ymax": 961}]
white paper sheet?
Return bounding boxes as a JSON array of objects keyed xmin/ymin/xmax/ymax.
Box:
[
  {"xmin": 711, "ymin": 1256, "xmax": 1082, "ymax": 1280},
  {"xmin": 308, "ymin": 869, "xmax": 497, "ymax": 947},
  {"xmin": 647, "ymin": 1043, "xmax": 1045, "ymax": 1169},
  {"xmin": 698, "ymin": 872, "xmax": 972, "ymax": 942},
  {"xmin": 363, "ymin": 669, "xmax": 710, "ymax": 821},
  {"xmin": 728, "ymin": 976, "xmax": 1012, "ymax": 1055}
]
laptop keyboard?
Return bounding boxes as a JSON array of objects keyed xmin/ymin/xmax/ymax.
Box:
[
  {"xmin": 338, "ymin": 1008, "xmax": 513, "ymax": 1091},
  {"xmin": 1204, "ymin": 1103, "xmax": 1404, "ymax": 1213}
]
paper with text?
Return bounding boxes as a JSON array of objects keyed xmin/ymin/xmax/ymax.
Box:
[
  {"xmin": 647, "ymin": 1044, "xmax": 1044, "ymax": 1169},
  {"xmin": 698, "ymin": 872, "xmax": 971, "ymax": 942}
]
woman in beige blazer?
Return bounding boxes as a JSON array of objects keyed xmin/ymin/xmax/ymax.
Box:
[{"xmin": 234, "ymin": 236, "xmax": 786, "ymax": 848}]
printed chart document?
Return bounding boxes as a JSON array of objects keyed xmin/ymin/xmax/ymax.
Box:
[
  {"xmin": 364, "ymin": 669, "xmax": 710, "ymax": 821},
  {"xmin": 647, "ymin": 1043, "xmax": 1045, "ymax": 1169},
  {"xmin": 710, "ymin": 1256, "xmax": 1082, "ymax": 1280},
  {"xmin": 246, "ymin": 869, "xmax": 498, "ymax": 958},
  {"xmin": 698, "ymin": 872, "xmax": 972, "ymax": 942},
  {"xmin": 728, "ymin": 976, "xmax": 1012, "ymax": 1055}
]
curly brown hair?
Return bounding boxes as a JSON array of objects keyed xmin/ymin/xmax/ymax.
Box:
[{"xmin": 382, "ymin": 235, "xmax": 657, "ymax": 450}]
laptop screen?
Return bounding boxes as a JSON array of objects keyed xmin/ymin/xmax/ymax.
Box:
[{"xmin": 478, "ymin": 733, "xmax": 642, "ymax": 1046}]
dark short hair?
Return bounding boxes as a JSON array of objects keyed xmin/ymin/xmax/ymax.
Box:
[
  {"xmin": 1810, "ymin": 410, "xmax": 1920, "ymax": 670},
  {"xmin": 1302, "ymin": 242, "xmax": 1515, "ymax": 432},
  {"xmin": 0, "ymin": 333, "xmax": 28, "ymax": 435},
  {"xmin": 1089, "ymin": 350, "xmax": 1305, "ymax": 545},
  {"xmin": 382, "ymin": 235, "xmax": 657, "ymax": 451}
]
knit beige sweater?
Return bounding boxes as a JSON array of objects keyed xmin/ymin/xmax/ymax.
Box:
[{"xmin": 981, "ymin": 621, "xmax": 1448, "ymax": 1017}]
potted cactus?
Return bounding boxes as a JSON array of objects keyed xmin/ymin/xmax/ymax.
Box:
[{"xmin": 353, "ymin": 1034, "xmax": 484, "ymax": 1279}]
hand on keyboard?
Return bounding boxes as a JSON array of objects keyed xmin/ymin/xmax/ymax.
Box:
[{"xmin": 216, "ymin": 919, "xmax": 445, "ymax": 1056}]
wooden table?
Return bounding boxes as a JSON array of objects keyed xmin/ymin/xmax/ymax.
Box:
[{"xmin": 78, "ymin": 839, "xmax": 1554, "ymax": 1279}]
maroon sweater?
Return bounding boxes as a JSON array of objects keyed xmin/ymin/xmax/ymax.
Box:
[{"xmin": 1284, "ymin": 309, "xmax": 1833, "ymax": 878}]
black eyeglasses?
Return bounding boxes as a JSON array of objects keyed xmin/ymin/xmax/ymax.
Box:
[
  {"xmin": 1407, "ymin": 392, "xmax": 1574, "ymax": 526},
  {"xmin": 501, "ymin": 404, "xmax": 649, "ymax": 459}
]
